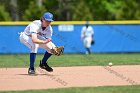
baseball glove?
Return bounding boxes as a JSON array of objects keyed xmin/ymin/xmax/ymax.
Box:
[{"xmin": 50, "ymin": 46, "xmax": 64, "ymax": 56}]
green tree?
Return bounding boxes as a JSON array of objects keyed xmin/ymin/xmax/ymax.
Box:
[
  {"xmin": 1, "ymin": 0, "xmax": 140, "ymax": 21},
  {"xmin": 22, "ymin": 1, "xmax": 46, "ymax": 21},
  {"xmin": 0, "ymin": 5, "xmax": 11, "ymax": 21},
  {"xmin": 86, "ymin": 0, "xmax": 140, "ymax": 20},
  {"xmin": 101, "ymin": 0, "xmax": 124, "ymax": 20},
  {"xmin": 17, "ymin": 0, "xmax": 34, "ymax": 21},
  {"xmin": 121, "ymin": 0, "xmax": 140, "ymax": 20},
  {"xmin": 72, "ymin": 0, "xmax": 93, "ymax": 21}
]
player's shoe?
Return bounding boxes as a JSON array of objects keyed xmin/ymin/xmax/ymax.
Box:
[
  {"xmin": 28, "ymin": 68, "xmax": 36, "ymax": 75},
  {"xmin": 39, "ymin": 60, "xmax": 53, "ymax": 72}
]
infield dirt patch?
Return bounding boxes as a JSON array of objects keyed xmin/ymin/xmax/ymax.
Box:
[{"xmin": 0, "ymin": 65, "xmax": 140, "ymax": 91}]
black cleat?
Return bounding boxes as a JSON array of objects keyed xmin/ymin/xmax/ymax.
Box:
[
  {"xmin": 28, "ymin": 68, "xmax": 36, "ymax": 75},
  {"xmin": 39, "ymin": 61, "xmax": 53, "ymax": 72}
]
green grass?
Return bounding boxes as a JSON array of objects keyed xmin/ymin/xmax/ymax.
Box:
[
  {"xmin": 0, "ymin": 85, "xmax": 140, "ymax": 93},
  {"xmin": 0, "ymin": 53, "xmax": 140, "ymax": 68}
]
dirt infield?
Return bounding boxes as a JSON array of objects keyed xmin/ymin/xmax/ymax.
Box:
[{"xmin": 0, "ymin": 65, "xmax": 140, "ymax": 91}]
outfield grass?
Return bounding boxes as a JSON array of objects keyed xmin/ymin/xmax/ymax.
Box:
[
  {"xmin": 0, "ymin": 53, "xmax": 140, "ymax": 68},
  {"xmin": 0, "ymin": 85, "xmax": 140, "ymax": 93}
]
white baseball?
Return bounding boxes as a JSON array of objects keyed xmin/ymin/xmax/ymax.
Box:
[{"xmin": 108, "ymin": 62, "xmax": 113, "ymax": 66}]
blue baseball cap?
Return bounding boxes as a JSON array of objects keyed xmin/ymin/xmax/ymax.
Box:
[{"xmin": 43, "ymin": 12, "xmax": 54, "ymax": 22}]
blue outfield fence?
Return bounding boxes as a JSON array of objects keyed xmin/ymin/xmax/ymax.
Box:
[{"xmin": 0, "ymin": 21, "xmax": 140, "ymax": 54}]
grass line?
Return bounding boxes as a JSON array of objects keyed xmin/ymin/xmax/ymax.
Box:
[
  {"xmin": 0, "ymin": 53, "xmax": 140, "ymax": 68},
  {"xmin": 0, "ymin": 85, "xmax": 140, "ymax": 93}
]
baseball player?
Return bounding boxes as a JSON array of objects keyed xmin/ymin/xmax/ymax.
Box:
[
  {"xmin": 19, "ymin": 12, "xmax": 64, "ymax": 75},
  {"xmin": 81, "ymin": 22, "xmax": 94, "ymax": 54}
]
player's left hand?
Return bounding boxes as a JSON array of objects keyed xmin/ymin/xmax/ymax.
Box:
[{"xmin": 50, "ymin": 46, "xmax": 64, "ymax": 56}]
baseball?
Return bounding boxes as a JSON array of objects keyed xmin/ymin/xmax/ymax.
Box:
[{"xmin": 108, "ymin": 62, "xmax": 113, "ymax": 66}]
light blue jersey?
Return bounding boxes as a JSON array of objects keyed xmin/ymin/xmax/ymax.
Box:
[{"xmin": 81, "ymin": 26, "xmax": 94, "ymax": 38}]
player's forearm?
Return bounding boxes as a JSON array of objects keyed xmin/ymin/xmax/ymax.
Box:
[
  {"xmin": 32, "ymin": 38, "xmax": 51, "ymax": 44},
  {"xmin": 31, "ymin": 34, "xmax": 48, "ymax": 44},
  {"xmin": 32, "ymin": 38, "xmax": 46, "ymax": 44}
]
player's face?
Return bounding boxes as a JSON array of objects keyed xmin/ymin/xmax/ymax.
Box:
[{"xmin": 42, "ymin": 20, "xmax": 51, "ymax": 27}]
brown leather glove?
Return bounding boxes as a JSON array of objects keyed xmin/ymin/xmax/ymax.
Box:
[{"xmin": 50, "ymin": 46, "xmax": 64, "ymax": 56}]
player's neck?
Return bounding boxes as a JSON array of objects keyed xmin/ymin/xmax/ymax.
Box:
[{"xmin": 42, "ymin": 27, "xmax": 46, "ymax": 30}]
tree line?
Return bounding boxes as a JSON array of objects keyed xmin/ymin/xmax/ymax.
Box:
[{"xmin": 0, "ymin": 0, "xmax": 140, "ymax": 21}]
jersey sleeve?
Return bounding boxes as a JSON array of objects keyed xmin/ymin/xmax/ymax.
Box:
[
  {"xmin": 50, "ymin": 26, "xmax": 53, "ymax": 37},
  {"xmin": 81, "ymin": 27, "xmax": 85, "ymax": 38}
]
